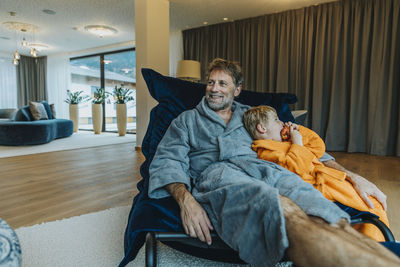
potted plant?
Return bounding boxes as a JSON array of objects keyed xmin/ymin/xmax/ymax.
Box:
[
  {"xmin": 65, "ymin": 90, "xmax": 90, "ymax": 132},
  {"xmin": 113, "ymin": 85, "xmax": 134, "ymax": 136},
  {"xmin": 91, "ymin": 88, "xmax": 110, "ymax": 134}
]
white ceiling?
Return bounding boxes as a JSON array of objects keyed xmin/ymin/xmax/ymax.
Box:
[{"xmin": 0, "ymin": 0, "xmax": 336, "ymax": 57}]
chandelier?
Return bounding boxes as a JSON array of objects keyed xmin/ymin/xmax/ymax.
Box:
[{"xmin": 2, "ymin": 21, "xmax": 48, "ymax": 65}]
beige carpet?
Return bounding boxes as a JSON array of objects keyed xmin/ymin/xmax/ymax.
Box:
[
  {"xmin": 0, "ymin": 131, "xmax": 136, "ymax": 158},
  {"xmin": 15, "ymin": 206, "xmax": 249, "ymax": 267}
]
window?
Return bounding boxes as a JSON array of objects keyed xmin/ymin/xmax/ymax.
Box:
[
  {"xmin": 104, "ymin": 51, "xmax": 136, "ymax": 132},
  {"xmin": 70, "ymin": 55, "xmax": 100, "ymax": 130},
  {"xmin": 69, "ymin": 49, "xmax": 136, "ymax": 133}
]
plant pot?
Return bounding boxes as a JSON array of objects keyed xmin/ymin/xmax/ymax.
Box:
[
  {"xmin": 92, "ymin": 104, "xmax": 103, "ymax": 134},
  {"xmin": 116, "ymin": 103, "xmax": 127, "ymax": 136},
  {"xmin": 69, "ymin": 104, "xmax": 79, "ymax": 132}
]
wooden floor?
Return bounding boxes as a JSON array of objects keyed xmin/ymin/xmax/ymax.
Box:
[
  {"xmin": 0, "ymin": 143, "xmax": 144, "ymax": 228},
  {"xmin": 0, "ymin": 146, "xmax": 399, "ymax": 240},
  {"xmin": 331, "ymin": 152, "xmax": 400, "ymax": 239}
]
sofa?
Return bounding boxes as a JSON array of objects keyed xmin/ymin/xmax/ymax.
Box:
[
  {"xmin": 0, "ymin": 108, "xmax": 17, "ymax": 119},
  {"xmin": 0, "ymin": 101, "xmax": 73, "ymax": 146}
]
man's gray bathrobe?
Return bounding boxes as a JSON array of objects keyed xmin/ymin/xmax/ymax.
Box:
[{"xmin": 149, "ymin": 97, "xmax": 349, "ymax": 267}]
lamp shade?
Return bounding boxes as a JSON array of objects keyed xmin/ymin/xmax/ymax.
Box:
[{"xmin": 176, "ymin": 60, "xmax": 201, "ymax": 81}]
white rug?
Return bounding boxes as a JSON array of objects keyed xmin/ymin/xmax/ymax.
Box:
[
  {"xmin": 15, "ymin": 206, "xmax": 249, "ymax": 267},
  {"xmin": 0, "ymin": 131, "xmax": 136, "ymax": 158}
]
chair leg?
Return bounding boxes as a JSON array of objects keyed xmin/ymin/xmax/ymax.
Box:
[{"xmin": 146, "ymin": 232, "xmax": 157, "ymax": 267}]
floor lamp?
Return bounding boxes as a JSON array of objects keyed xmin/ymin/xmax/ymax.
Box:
[{"xmin": 176, "ymin": 60, "xmax": 201, "ymax": 82}]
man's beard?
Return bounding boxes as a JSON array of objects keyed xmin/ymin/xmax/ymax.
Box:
[{"xmin": 205, "ymin": 92, "xmax": 234, "ymax": 111}]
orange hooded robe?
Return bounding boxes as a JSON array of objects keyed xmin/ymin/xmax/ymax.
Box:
[{"xmin": 252, "ymin": 125, "xmax": 389, "ymax": 241}]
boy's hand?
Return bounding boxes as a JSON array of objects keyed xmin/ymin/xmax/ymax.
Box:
[
  {"xmin": 285, "ymin": 121, "xmax": 299, "ymax": 130},
  {"xmin": 290, "ymin": 126, "xmax": 303, "ymax": 145}
]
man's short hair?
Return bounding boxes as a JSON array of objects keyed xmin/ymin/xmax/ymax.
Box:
[
  {"xmin": 243, "ymin": 105, "xmax": 277, "ymax": 139},
  {"xmin": 206, "ymin": 58, "xmax": 243, "ymax": 87}
]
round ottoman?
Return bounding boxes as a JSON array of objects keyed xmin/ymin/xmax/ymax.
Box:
[{"xmin": 0, "ymin": 219, "xmax": 21, "ymax": 266}]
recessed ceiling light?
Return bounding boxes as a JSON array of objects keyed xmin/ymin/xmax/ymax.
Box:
[
  {"xmin": 203, "ymin": 21, "xmax": 208, "ymax": 25},
  {"xmin": 42, "ymin": 9, "xmax": 56, "ymax": 15},
  {"xmin": 84, "ymin": 25, "xmax": 117, "ymax": 37},
  {"xmin": 223, "ymin": 17, "xmax": 228, "ymax": 21}
]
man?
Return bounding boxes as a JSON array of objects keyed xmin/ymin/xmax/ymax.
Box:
[{"xmin": 149, "ymin": 58, "xmax": 399, "ymax": 266}]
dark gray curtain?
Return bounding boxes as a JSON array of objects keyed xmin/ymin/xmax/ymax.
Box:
[
  {"xmin": 183, "ymin": 0, "xmax": 400, "ymax": 156},
  {"xmin": 17, "ymin": 55, "xmax": 48, "ymax": 107}
]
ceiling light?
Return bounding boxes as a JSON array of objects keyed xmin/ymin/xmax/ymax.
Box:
[
  {"xmin": 14, "ymin": 50, "xmax": 20, "ymax": 60},
  {"xmin": 223, "ymin": 17, "xmax": 228, "ymax": 21},
  {"xmin": 42, "ymin": 9, "xmax": 56, "ymax": 15},
  {"xmin": 21, "ymin": 37, "xmax": 28, "ymax": 46},
  {"xmin": 30, "ymin": 47, "xmax": 38, "ymax": 57},
  {"xmin": 29, "ymin": 43, "xmax": 48, "ymax": 51},
  {"xmin": 203, "ymin": 21, "xmax": 208, "ymax": 25},
  {"xmin": 2, "ymin": 21, "xmax": 40, "ymax": 33},
  {"xmin": 84, "ymin": 25, "xmax": 117, "ymax": 37}
]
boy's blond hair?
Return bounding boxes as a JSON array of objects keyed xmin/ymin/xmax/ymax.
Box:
[{"xmin": 243, "ymin": 105, "xmax": 277, "ymax": 139}]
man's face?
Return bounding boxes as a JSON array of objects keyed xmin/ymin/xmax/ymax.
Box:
[{"xmin": 205, "ymin": 69, "xmax": 241, "ymax": 111}]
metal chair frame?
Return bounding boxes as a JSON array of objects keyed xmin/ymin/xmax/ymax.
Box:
[{"xmin": 145, "ymin": 215, "xmax": 395, "ymax": 267}]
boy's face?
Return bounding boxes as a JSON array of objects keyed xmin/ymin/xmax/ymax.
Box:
[{"xmin": 257, "ymin": 112, "xmax": 284, "ymax": 141}]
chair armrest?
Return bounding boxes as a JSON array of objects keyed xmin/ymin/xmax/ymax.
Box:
[
  {"xmin": 350, "ymin": 214, "xmax": 395, "ymax": 242},
  {"xmin": 145, "ymin": 232, "xmax": 245, "ymax": 267}
]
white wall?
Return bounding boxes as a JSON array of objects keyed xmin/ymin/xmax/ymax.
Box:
[
  {"xmin": 135, "ymin": 0, "xmax": 170, "ymax": 147},
  {"xmin": 169, "ymin": 30, "xmax": 183, "ymax": 77}
]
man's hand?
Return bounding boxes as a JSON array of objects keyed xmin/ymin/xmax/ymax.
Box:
[
  {"xmin": 180, "ymin": 192, "xmax": 214, "ymax": 244},
  {"xmin": 323, "ymin": 160, "xmax": 387, "ymax": 210},
  {"xmin": 166, "ymin": 183, "xmax": 214, "ymax": 245},
  {"xmin": 346, "ymin": 172, "xmax": 387, "ymax": 211}
]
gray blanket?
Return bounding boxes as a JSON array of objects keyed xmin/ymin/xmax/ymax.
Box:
[{"xmin": 149, "ymin": 97, "xmax": 349, "ymax": 267}]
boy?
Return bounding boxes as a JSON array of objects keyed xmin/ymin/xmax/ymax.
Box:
[{"xmin": 243, "ymin": 105, "xmax": 389, "ymax": 241}]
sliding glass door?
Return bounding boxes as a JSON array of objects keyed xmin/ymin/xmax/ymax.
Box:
[
  {"xmin": 104, "ymin": 50, "xmax": 136, "ymax": 133},
  {"xmin": 69, "ymin": 55, "xmax": 100, "ymax": 130},
  {"xmin": 69, "ymin": 48, "xmax": 136, "ymax": 133}
]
